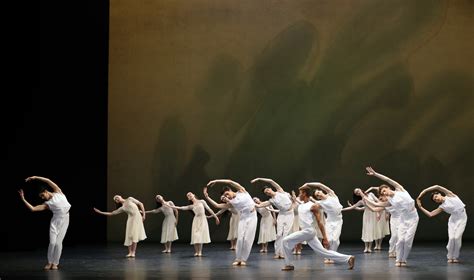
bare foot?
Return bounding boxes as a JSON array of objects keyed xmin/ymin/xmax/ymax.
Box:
[
  {"xmin": 240, "ymin": 261, "xmax": 246, "ymax": 266},
  {"xmin": 281, "ymin": 265, "xmax": 295, "ymax": 271},
  {"xmin": 452, "ymin": 259, "xmax": 460, "ymax": 263},
  {"xmin": 232, "ymin": 261, "xmax": 241, "ymax": 266},
  {"xmin": 348, "ymin": 256, "xmax": 355, "ymax": 270},
  {"xmin": 50, "ymin": 264, "xmax": 59, "ymax": 270},
  {"xmin": 44, "ymin": 263, "xmax": 53, "ymax": 270}
]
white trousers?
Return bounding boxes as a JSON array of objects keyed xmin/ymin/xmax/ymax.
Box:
[
  {"xmin": 274, "ymin": 210, "xmax": 294, "ymax": 256},
  {"xmin": 446, "ymin": 210, "xmax": 467, "ymax": 260},
  {"xmin": 235, "ymin": 212, "xmax": 257, "ymax": 262},
  {"xmin": 388, "ymin": 216, "xmax": 400, "ymax": 255},
  {"xmin": 48, "ymin": 214, "xmax": 70, "ymax": 265},
  {"xmin": 326, "ymin": 216, "xmax": 343, "ymax": 252},
  {"xmin": 282, "ymin": 228, "xmax": 351, "ymax": 267},
  {"xmin": 396, "ymin": 212, "xmax": 418, "ymax": 262}
]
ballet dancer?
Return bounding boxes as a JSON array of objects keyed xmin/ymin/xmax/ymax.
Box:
[
  {"xmin": 306, "ymin": 182, "xmax": 344, "ymax": 264},
  {"xmin": 211, "ymin": 188, "xmax": 240, "ymax": 250},
  {"xmin": 165, "ymin": 192, "xmax": 219, "ymax": 257},
  {"xmin": 417, "ymin": 185, "xmax": 467, "ymax": 263},
  {"xmin": 253, "ymin": 197, "xmax": 277, "ymax": 253},
  {"xmin": 19, "ymin": 176, "xmax": 71, "ymax": 270},
  {"xmin": 281, "ymin": 185, "xmax": 355, "ymax": 271},
  {"xmin": 94, "ymin": 195, "xmax": 147, "ymax": 258},
  {"xmin": 362, "ymin": 167, "xmax": 419, "ymax": 267},
  {"xmin": 204, "ymin": 179, "xmax": 257, "ymax": 266},
  {"xmin": 145, "ymin": 195, "xmax": 178, "ymax": 253},
  {"xmin": 251, "ymin": 178, "xmax": 294, "ymax": 259}
]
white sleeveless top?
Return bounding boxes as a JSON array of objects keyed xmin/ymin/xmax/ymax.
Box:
[
  {"xmin": 385, "ymin": 205, "xmax": 400, "ymax": 219},
  {"xmin": 230, "ymin": 191, "xmax": 255, "ymax": 216},
  {"xmin": 298, "ymin": 201, "xmax": 316, "ymax": 229},
  {"xmin": 439, "ymin": 196, "xmax": 465, "ymax": 215},
  {"xmin": 388, "ymin": 191, "xmax": 416, "ymax": 216},
  {"xmin": 318, "ymin": 196, "xmax": 342, "ymax": 219},
  {"xmin": 45, "ymin": 192, "xmax": 71, "ymax": 217},
  {"xmin": 269, "ymin": 192, "xmax": 292, "ymax": 212}
]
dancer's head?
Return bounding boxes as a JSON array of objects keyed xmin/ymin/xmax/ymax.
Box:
[
  {"xmin": 155, "ymin": 195, "xmax": 164, "ymax": 208},
  {"xmin": 298, "ymin": 186, "xmax": 313, "ymax": 200},
  {"xmin": 379, "ymin": 195, "xmax": 388, "ymax": 202},
  {"xmin": 431, "ymin": 192, "xmax": 445, "ymax": 204},
  {"xmin": 38, "ymin": 188, "xmax": 53, "ymax": 200},
  {"xmin": 313, "ymin": 189, "xmax": 327, "ymax": 200},
  {"xmin": 113, "ymin": 195, "xmax": 124, "ymax": 208},
  {"xmin": 253, "ymin": 197, "xmax": 261, "ymax": 204},
  {"xmin": 222, "ymin": 189, "xmax": 237, "ymax": 201},
  {"xmin": 379, "ymin": 184, "xmax": 394, "ymax": 197},
  {"xmin": 352, "ymin": 188, "xmax": 363, "ymax": 203},
  {"xmin": 186, "ymin": 192, "xmax": 197, "ymax": 201},
  {"xmin": 263, "ymin": 186, "xmax": 276, "ymax": 197}
]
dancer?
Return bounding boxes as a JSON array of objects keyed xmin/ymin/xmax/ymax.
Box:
[
  {"xmin": 289, "ymin": 191, "xmax": 303, "ymax": 255},
  {"xmin": 19, "ymin": 176, "xmax": 71, "ymax": 270},
  {"xmin": 362, "ymin": 167, "xmax": 419, "ymax": 267},
  {"xmin": 94, "ymin": 195, "xmax": 146, "ymax": 258},
  {"xmin": 251, "ymin": 178, "xmax": 294, "ymax": 259},
  {"xmin": 281, "ymin": 185, "xmax": 355, "ymax": 271},
  {"xmin": 417, "ymin": 185, "xmax": 467, "ymax": 263},
  {"xmin": 145, "ymin": 195, "xmax": 178, "ymax": 253},
  {"xmin": 211, "ymin": 188, "xmax": 240, "ymax": 250},
  {"xmin": 253, "ymin": 197, "xmax": 277, "ymax": 253},
  {"xmin": 306, "ymin": 182, "xmax": 344, "ymax": 264},
  {"xmin": 165, "ymin": 192, "xmax": 219, "ymax": 256},
  {"xmin": 204, "ymin": 179, "xmax": 257, "ymax": 266}
]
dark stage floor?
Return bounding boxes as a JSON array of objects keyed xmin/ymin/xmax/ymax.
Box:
[{"xmin": 1, "ymin": 242, "xmax": 473, "ymax": 279}]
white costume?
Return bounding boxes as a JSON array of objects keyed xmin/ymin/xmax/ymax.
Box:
[
  {"xmin": 227, "ymin": 207, "xmax": 239, "ymax": 241},
  {"xmin": 439, "ymin": 195, "xmax": 467, "ymax": 260},
  {"xmin": 282, "ymin": 201, "xmax": 351, "ymax": 267},
  {"xmin": 361, "ymin": 194, "xmax": 378, "ymax": 242},
  {"xmin": 150, "ymin": 202, "xmax": 178, "ymax": 243},
  {"xmin": 113, "ymin": 197, "xmax": 147, "ymax": 246},
  {"xmin": 269, "ymin": 192, "xmax": 294, "ymax": 256},
  {"xmin": 256, "ymin": 207, "xmax": 276, "ymax": 244},
  {"xmin": 229, "ymin": 191, "xmax": 257, "ymax": 261},
  {"xmin": 385, "ymin": 205, "xmax": 400, "ymax": 256},
  {"xmin": 44, "ymin": 192, "xmax": 71, "ymax": 265},
  {"xmin": 387, "ymin": 191, "xmax": 419, "ymax": 263},
  {"xmin": 317, "ymin": 196, "xmax": 343, "ymax": 252},
  {"xmin": 184, "ymin": 201, "xmax": 211, "ymax": 244}
]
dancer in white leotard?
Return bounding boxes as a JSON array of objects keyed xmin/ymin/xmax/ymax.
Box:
[
  {"xmin": 145, "ymin": 195, "xmax": 178, "ymax": 253},
  {"xmin": 417, "ymin": 185, "xmax": 467, "ymax": 263},
  {"xmin": 19, "ymin": 176, "xmax": 71, "ymax": 270}
]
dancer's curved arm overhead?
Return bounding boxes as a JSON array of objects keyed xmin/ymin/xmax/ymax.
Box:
[
  {"xmin": 18, "ymin": 189, "xmax": 48, "ymax": 212},
  {"xmin": 301, "ymin": 182, "xmax": 336, "ymax": 197},
  {"xmin": 203, "ymin": 187, "xmax": 232, "ymax": 209},
  {"xmin": 208, "ymin": 179, "xmax": 246, "ymax": 192},
  {"xmin": 26, "ymin": 176, "xmax": 63, "ymax": 194},
  {"xmin": 364, "ymin": 186, "xmax": 380, "ymax": 195},
  {"xmin": 418, "ymin": 185, "xmax": 455, "ymax": 198},
  {"xmin": 342, "ymin": 200, "xmax": 365, "ymax": 212},
  {"xmin": 251, "ymin": 178, "xmax": 284, "ymax": 192},
  {"xmin": 366, "ymin": 167, "xmax": 405, "ymax": 191}
]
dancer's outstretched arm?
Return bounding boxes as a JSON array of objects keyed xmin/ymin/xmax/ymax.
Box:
[
  {"xmin": 208, "ymin": 179, "xmax": 246, "ymax": 192},
  {"xmin": 25, "ymin": 176, "xmax": 63, "ymax": 193},
  {"xmin": 361, "ymin": 192, "xmax": 390, "ymax": 208},
  {"xmin": 418, "ymin": 185, "xmax": 455, "ymax": 199},
  {"xmin": 18, "ymin": 189, "xmax": 48, "ymax": 212},
  {"xmin": 366, "ymin": 167, "xmax": 405, "ymax": 191},
  {"xmin": 207, "ymin": 208, "xmax": 227, "ymax": 218},
  {"xmin": 302, "ymin": 182, "xmax": 336, "ymax": 197},
  {"xmin": 416, "ymin": 197, "xmax": 443, "ymax": 218},
  {"xmin": 311, "ymin": 204, "xmax": 329, "ymax": 249},
  {"xmin": 251, "ymin": 178, "xmax": 284, "ymax": 192},
  {"xmin": 255, "ymin": 200, "xmax": 272, "ymax": 208},
  {"xmin": 145, "ymin": 207, "xmax": 163, "ymax": 214},
  {"xmin": 342, "ymin": 200, "xmax": 365, "ymax": 211},
  {"xmin": 171, "ymin": 201, "xmax": 179, "ymax": 225},
  {"xmin": 202, "ymin": 200, "xmax": 220, "ymax": 225},
  {"xmin": 93, "ymin": 207, "xmax": 124, "ymax": 216},
  {"xmin": 203, "ymin": 187, "xmax": 231, "ymax": 209}
]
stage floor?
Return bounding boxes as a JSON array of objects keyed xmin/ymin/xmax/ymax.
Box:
[{"xmin": 1, "ymin": 242, "xmax": 473, "ymax": 279}]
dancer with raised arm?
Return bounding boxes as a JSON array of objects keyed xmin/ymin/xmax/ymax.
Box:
[
  {"xmin": 204, "ymin": 179, "xmax": 257, "ymax": 266},
  {"xmin": 253, "ymin": 197, "xmax": 277, "ymax": 253},
  {"xmin": 94, "ymin": 195, "xmax": 146, "ymax": 258},
  {"xmin": 19, "ymin": 176, "xmax": 71, "ymax": 270},
  {"xmin": 281, "ymin": 185, "xmax": 355, "ymax": 271},
  {"xmin": 145, "ymin": 195, "xmax": 178, "ymax": 253},
  {"xmin": 362, "ymin": 167, "xmax": 419, "ymax": 267},
  {"xmin": 165, "ymin": 192, "xmax": 219, "ymax": 257},
  {"xmin": 306, "ymin": 182, "xmax": 344, "ymax": 264},
  {"xmin": 251, "ymin": 178, "xmax": 294, "ymax": 259},
  {"xmin": 417, "ymin": 185, "xmax": 467, "ymax": 263}
]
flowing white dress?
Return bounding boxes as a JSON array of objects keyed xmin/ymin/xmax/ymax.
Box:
[
  {"xmin": 361, "ymin": 193, "xmax": 378, "ymax": 242},
  {"xmin": 150, "ymin": 202, "xmax": 179, "ymax": 243},
  {"xmin": 256, "ymin": 207, "xmax": 276, "ymax": 244},
  {"xmin": 188, "ymin": 201, "xmax": 211, "ymax": 244},
  {"xmin": 115, "ymin": 197, "xmax": 147, "ymax": 246},
  {"xmin": 227, "ymin": 207, "xmax": 239, "ymax": 241}
]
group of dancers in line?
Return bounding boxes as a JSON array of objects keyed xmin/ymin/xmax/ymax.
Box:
[{"xmin": 19, "ymin": 167, "xmax": 468, "ymax": 271}]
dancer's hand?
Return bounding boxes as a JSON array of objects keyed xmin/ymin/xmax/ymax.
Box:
[
  {"xmin": 215, "ymin": 217, "xmax": 220, "ymax": 225},
  {"xmin": 18, "ymin": 189, "xmax": 25, "ymax": 199},
  {"xmin": 273, "ymin": 219, "xmax": 277, "ymax": 226},
  {"xmin": 347, "ymin": 200, "xmax": 352, "ymax": 207},
  {"xmin": 203, "ymin": 187, "xmax": 209, "ymax": 197},
  {"xmin": 25, "ymin": 176, "xmax": 37, "ymax": 182},
  {"xmin": 416, "ymin": 198, "xmax": 422, "ymax": 207},
  {"xmin": 142, "ymin": 214, "xmax": 146, "ymax": 221},
  {"xmin": 322, "ymin": 238, "xmax": 329, "ymax": 249},
  {"xmin": 366, "ymin": 167, "xmax": 376, "ymax": 176},
  {"xmin": 93, "ymin": 207, "xmax": 101, "ymax": 214},
  {"xmin": 250, "ymin": 178, "xmax": 261, "ymax": 184}
]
